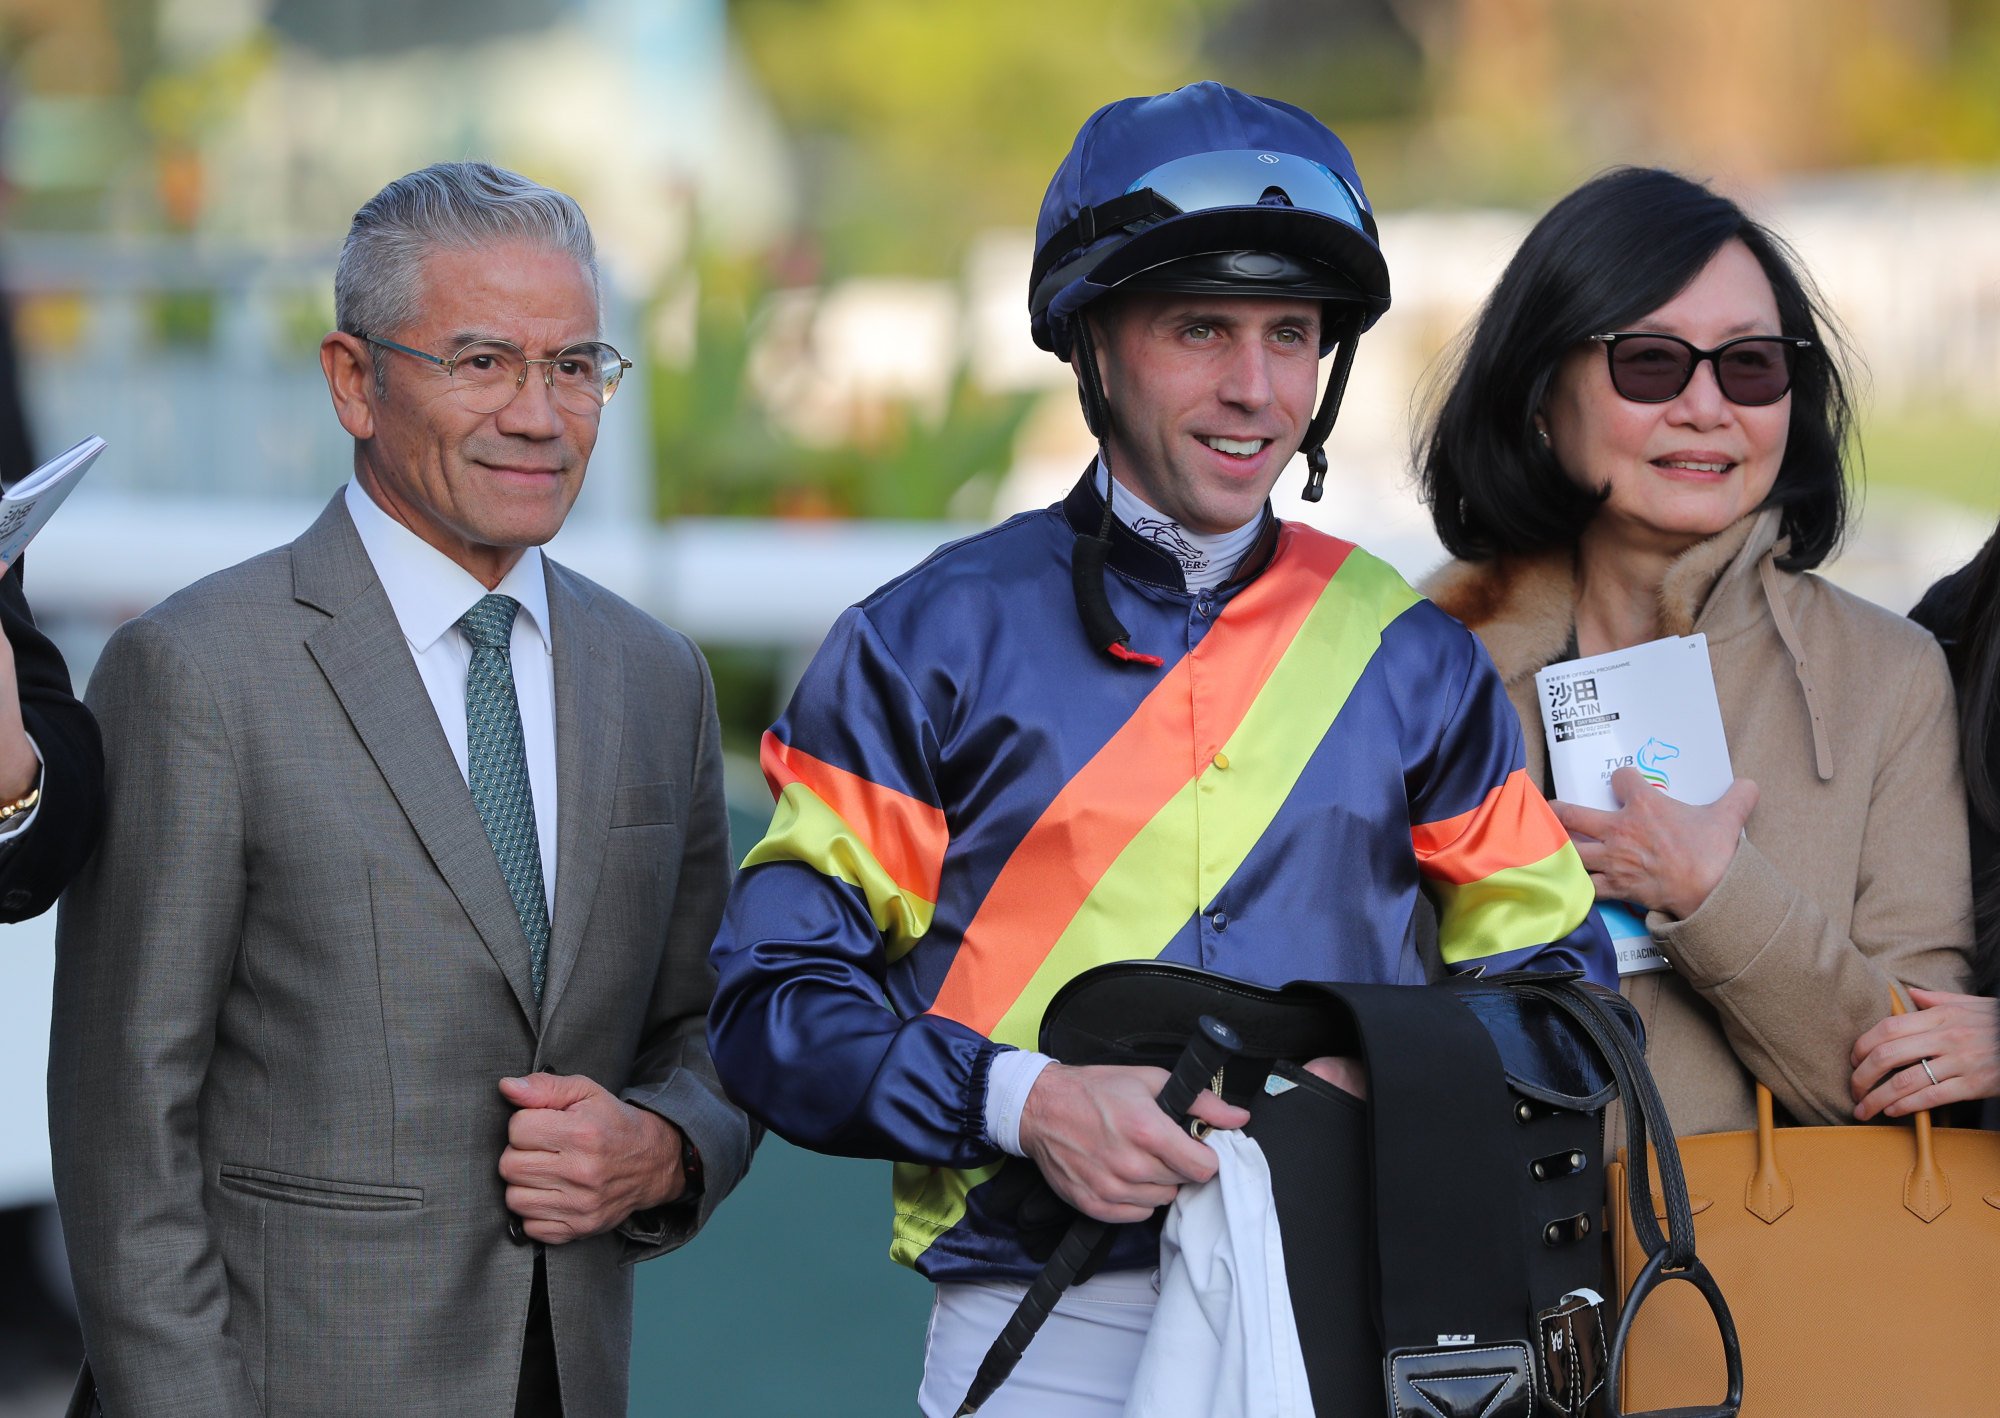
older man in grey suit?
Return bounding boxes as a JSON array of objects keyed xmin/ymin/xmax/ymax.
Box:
[{"xmin": 49, "ymin": 163, "xmax": 751, "ymax": 1418}]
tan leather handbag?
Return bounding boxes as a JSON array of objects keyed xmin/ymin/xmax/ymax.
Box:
[{"xmin": 1608, "ymin": 1053, "xmax": 2000, "ymax": 1414}]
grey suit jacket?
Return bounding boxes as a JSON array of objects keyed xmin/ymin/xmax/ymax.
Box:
[{"xmin": 49, "ymin": 494, "xmax": 751, "ymax": 1417}]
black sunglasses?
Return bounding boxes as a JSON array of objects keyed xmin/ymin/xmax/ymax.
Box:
[{"xmin": 1589, "ymin": 331, "xmax": 1814, "ymax": 407}]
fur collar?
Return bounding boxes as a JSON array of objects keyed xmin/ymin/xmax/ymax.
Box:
[
  {"xmin": 1422, "ymin": 509, "xmax": 1783, "ymax": 686},
  {"xmin": 1422, "ymin": 545, "xmax": 1574, "ymax": 688}
]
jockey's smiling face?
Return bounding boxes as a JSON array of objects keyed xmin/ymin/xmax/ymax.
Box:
[{"xmin": 1090, "ymin": 290, "xmax": 1321, "ymax": 535}]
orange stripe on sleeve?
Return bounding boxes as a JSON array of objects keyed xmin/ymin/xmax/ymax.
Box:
[
  {"xmin": 761, "ymin": 732, "xmax": 949, "ymax": 903},
  {"xmin": 1410, "ymin": 768, "xmax": 1573, "ymax": 887},
  {"xmin": 928, "ymin": 527, "xmax": 1354, "ymax": 1037}
]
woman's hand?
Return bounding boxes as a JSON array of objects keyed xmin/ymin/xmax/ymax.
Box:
[
  {"xmin": 1850, "ymin": 988, "xmax": 2000, "ymax": 1120},
  {"xmin": 1551, "ymin": 768, "xmax": 1758, "ymax": 920}
]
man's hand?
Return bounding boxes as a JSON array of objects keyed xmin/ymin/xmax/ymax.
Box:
[
  {"xmin": 497, "ymin": 1072, "xmax": 686, "ymax": 1245},
  {"xmin": 1553, "ymin": 769, "xmax": 1758, "ymax": 920},
  {"xmin": 1016, "ymin": 1062, "xmax": 1249, "ymax": 1224}
]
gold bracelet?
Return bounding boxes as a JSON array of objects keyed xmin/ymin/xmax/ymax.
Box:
[{"xmin": 0, "ymin": 776, "xmax": 40, "ymax": 822}]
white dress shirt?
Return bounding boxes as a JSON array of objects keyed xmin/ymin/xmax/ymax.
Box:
[{"xmin": 344, "ymin": 479, "xmax": 558, "ymax": 912}]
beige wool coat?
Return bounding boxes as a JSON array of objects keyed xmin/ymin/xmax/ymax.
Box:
[{"xmin": 1425, "ymin": 508, "xmax": 1974, "ymax": 1137}]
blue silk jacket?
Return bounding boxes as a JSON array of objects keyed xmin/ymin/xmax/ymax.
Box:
[{"xmin": 709, "ymin": 473, "xmax": 1614, "ymax": 1282}]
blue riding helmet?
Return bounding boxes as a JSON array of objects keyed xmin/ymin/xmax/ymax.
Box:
[
  {"xmin": 1040, "ymin": 83, "xmax": 1394, "ymax": 664},
  {"xmin": 1029, "ymin": 81, "xmax": 1392, "ymax": 359}
]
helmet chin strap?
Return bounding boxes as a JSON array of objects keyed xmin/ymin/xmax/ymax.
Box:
[
  {"xmin": 1066, "ymin": 319, "xmax": 1164, "ymax": 667},
  {"xmin": 1298, "ymin": 306, "xmax": 1365, "ymax": 503},
  {"xmin": 1070, "ymin": 316, "xmax": 1112, "ymax": 441}
]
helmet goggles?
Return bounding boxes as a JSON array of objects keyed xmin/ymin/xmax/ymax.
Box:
[{"xmin": 1126, "ymin": 149, "xmax": 1373, "ymax": 235}]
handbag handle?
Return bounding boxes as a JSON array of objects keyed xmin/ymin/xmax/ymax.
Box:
[
  {"xmin": 1525, "ymin": 980, "xmax": 1745, "ymax": 1418},
  {"xmin": 1748, "ymin": 989, "xmax": 1951, "ymax": 1224}
]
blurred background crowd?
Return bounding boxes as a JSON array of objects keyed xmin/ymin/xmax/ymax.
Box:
[{"xmin": 0, "ymin": 1, "xmax": 1997, "ymax": 1412}]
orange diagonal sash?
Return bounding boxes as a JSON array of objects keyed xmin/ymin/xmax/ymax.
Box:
[{"xmin": 927, "ymin": 527, "xmax": 1352, "ymax": 1036}]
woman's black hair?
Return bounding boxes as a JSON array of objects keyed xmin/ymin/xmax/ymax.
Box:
[{"xmin": 1418, "ymin": 167, "xmax": 1854, "ymax": 571}]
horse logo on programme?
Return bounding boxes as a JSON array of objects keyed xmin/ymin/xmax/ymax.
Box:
[{"xmin": 1636, "ymin": 737, "xmax": 1680, "ymax": 790}]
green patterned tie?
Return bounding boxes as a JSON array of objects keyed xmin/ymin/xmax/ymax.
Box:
[{"xmin": 458, "ymin": 593, "xmax": 550, "ymax": 1004}]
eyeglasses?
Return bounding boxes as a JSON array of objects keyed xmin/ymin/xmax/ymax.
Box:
[
  {"xmin": 359, "ymin": 333, "xmax": 632, "ymax": 415},
  {"xmin": 1589, "ymin": 331, "xmax": 1812, "ymax": 407}
]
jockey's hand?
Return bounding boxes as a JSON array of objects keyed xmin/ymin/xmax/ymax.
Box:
[
  {"xmin": 1017, "ymin": 1062, "xmax": 1248, "ymax": 1224},
  {"xmin": 1303, "ymin": 1054, "xmax": 1366, "ymax": 1098}
]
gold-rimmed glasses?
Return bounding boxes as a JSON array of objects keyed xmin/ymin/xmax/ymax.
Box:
[{"xmin": 359, "ymin": 332, "xmax": 632, "ymax": 415}]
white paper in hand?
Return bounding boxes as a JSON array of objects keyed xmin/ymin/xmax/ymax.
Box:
[
  {"xmin": 0, "ymin": 434, "xmax": 105, "ymax": 566},
  {"xmin": 1535, "ymin": 634, "xmax": 1734, "ymax": 975}
]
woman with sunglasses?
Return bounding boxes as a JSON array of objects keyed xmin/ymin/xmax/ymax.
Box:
[{"xmin": 1418, "ymin": 166, "xmax": 1972, "ymax": 1144}]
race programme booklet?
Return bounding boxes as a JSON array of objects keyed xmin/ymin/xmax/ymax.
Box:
[
  {"xmin": 1535, "ymin": 634, "xmax": 1734, "ymax": 975},
  {"xmin": 0, "ymin": 434, "xmax": 106, "ymax": 567}
]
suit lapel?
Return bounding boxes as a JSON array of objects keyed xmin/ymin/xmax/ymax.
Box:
[
  {"xmin": 295, "ymin": 496, "xmax": 541, "ymax": 1027},
  {"xmin": 540, "ymin": 561, "xmax": 622, "ymax": 1022}
]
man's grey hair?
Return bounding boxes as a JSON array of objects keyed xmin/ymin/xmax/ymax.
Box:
[{"xmin": 335, "ymin": 161, "xmax": 600, "ymax": 389}]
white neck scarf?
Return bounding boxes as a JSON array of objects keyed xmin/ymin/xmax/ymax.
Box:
[{"xmin": 1100, "ymin": 460, "xmax": 1264, "ymax": 593}]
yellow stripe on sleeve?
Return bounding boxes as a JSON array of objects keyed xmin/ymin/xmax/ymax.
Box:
[
  {"xmin": 744, "ymin": 781, "xmax": 937, "ymax": 960},
  {"xmin": 1428, "ymin": 842, "xmax": 1596, "ymax": 968}
]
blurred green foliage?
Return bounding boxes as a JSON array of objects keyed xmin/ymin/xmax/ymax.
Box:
[
  {"xmin": 727, "ymin": 0, "xmax": 1433, "ymax": 275},
  {"xmin": 729, "ymin": 0, "xmax": 1229, "ymax": 276},
  {"xmin": 727, "ymin": 0, "xmax": 2000, "ymax": 271},
  {"xmin": 275, "ymin": 289, "xmax": 338, "ymax": 360},
  {"xmin": 703, "ymin": 643, "xmax": 790, "ymax": 758},
  {"xmin": 148, "ymin": 288, "xmax": 214, "ymax": 346},
  {"xmin": 1860, "ymin": 410, "xmax": 2000, "ymax": 512},
  {"xmin": 16, "ymin": 1, "xmax": 2000, "ymax": 247},
  {"xmin": 136, "ymin": 32, "xmax": 272, "ymax": 149},
  {"xmin": 648, "ymin": 253, "xmax": 1037, "ymax": 520}
]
